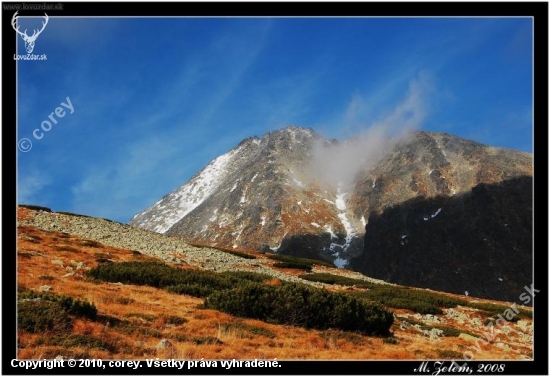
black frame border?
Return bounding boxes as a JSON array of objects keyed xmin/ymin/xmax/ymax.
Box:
[{"xmin": 3, "ymin": 2, "xmax": 547, "ymax": 375}]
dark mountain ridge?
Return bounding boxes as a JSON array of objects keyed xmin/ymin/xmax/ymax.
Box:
[{"xmin": 349, "ymin": 176, "xmax": 533, "ymax": 303}]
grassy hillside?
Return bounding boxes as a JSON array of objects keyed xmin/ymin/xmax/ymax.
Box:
[{"xmin": 16, "ymin": 206, "xmax": 533, "ymax": 360}]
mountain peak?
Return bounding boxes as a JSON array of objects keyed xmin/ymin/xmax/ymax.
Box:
[
  {"xmin": 263, "ymin": 125, "xmax": 319, "ymax": 140},
  {"xmin": 279, "ymin": 125, "xmax": 316, "ymax": 134},
  {"xmin": 129, "ymin": 128, "xmax": 532, "ymax": 301}
]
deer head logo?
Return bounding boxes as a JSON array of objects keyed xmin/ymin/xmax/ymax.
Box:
[{"xmin": 12, "ymin": 11, "xmax": 49, "ymax": 54}]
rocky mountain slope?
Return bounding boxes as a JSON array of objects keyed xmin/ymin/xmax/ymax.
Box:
[
  {"xmin": 129, "ymin": 126, "xmax": 532, "ymax": 301},
  {"xmin": 18, "ymin": 205, "xmax": 384, "ymax": 287}
]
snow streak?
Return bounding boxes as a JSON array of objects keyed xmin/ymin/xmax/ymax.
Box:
[
  {"xmin": 329, "ymin": 184, "xmax": 356, "ymax": 268},
  {"xmin": 131, "ymin": 146, "xmax": 242, "ymax": 233}
]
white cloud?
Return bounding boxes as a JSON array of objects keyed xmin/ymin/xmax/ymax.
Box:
[
  {"xmin": 17, "ymin": 170, "xmax": 52, "ymax": 204},
  {"xmin": 309, "ymin": 73, "xmax": 434, "ymax": 188}
]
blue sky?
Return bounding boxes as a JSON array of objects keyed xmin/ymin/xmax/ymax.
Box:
[{"xmin": 16, "ymin": 16, "xmax": 533, "ymax": 223}]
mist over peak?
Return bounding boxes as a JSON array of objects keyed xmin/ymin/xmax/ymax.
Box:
[{"xmin": 309, "ymin": 74, "xmax": 432, "ymax": 189}]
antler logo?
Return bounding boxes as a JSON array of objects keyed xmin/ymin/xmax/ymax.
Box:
[{"xmin": 12, "ymin": 11, "xmax": 49, "ymax": 54}]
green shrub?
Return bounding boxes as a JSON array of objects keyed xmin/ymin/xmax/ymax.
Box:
[
  {"xmin": 432, "ymin": 325, "xmax": 462, "ymax": 337},
  {"xmin": 220, "ymin": 249, "xmax": 256, "ymax": 259},
  {"xmin": 396, "ymin": 316, "xmax": 426, "ymax": 328},
  {"xmin": 351, "ymin": 286, "xmax": 467, "ymax": 314},
  {"xmin": 24, "ymin": 235, "xmax": 42, "ymax": 243},
  {"xmin": 124, "ymin": 313, "xmax": 155, "ymax": 322},
  {"xmin": 101, "ymin": 218, "xmax": 123, "ymax": 224},
  {"xmin": 35, "ymin": 334, "xmax": 116, "ymax": 352},
  {"xmin": 19, "ymin": 204, "xmax": 52, "ymax": 212},
  {"xmin": 108, "ymin": 316, "xmax": 162, "ymax": 338},
  {"xmin": 397, "ymin": 317, "xmax": 473, "ymax": 338},
  {"xmin": 390, "ymin": 299, "xmax": 442, "ymax": 315},
  {"xmin": 87, "ymin": 261, "xmax": 271, "ymax": 298},
  {"xmin": 467, "ymin": 302, "xmax": 531, "ymax": 320},
  {"xmin": 300, "ymin": 273, "xmax": 379, "ymax": 289},
  {"xmin": 220, "ymin": 271, "xmax": 272, "ymax": 283},
  {"xmin": 467, "ymin": 302, "xmax": 509, "ymax": 313},
  {"xmin": 205, "ymin": 282, "xmax": 275, "ymax": 320},
  {"xmin": 18, "ymin": 300, "xmax": 72, "ymax": 333},
  {"xmin": 54, "ymin": 245, "xmax": 79, "ymax": 253},
  {"xmin": 205, "ymin": 282, "xmax": 393, "ymax": 335},
  {"xmin": 187, "ymin": 243, "xmax": 257, "ymax": 259},
  {"xmin": 165, "ymin": 284, "xmax": 216, "ymax": 298},
  {"xmin": 108, "ymin": 319, "xmax": 144, "ymax": 335},
  {"xmin": 79, "ymin": 240, "xmax": 103, "ymax": 248},
  {"xmin": 19, "ymin": 291, "xmax": 97, "ymax": 320},
  {"xmin": 87, "ymin": 261, "xmax": 393, "ymax": 335},
  {"xmin": 267, "ymin": 254, "xmax": 333, "ymax": 268},
  {"xmin": 383, "ymin": 337, "xmax": 398, "ymax": 344},
  {"xmin": 235, "ymin": 323, "xmax": 276, "ymax": 339},
  {"xmin": 518, "ymin": 310, "xmax": 533, "ymax": 319},
  {"xmin": 55, "ymin": 211, "xmax": 92, "ymax": 218},
  {"xmin": 114, "ymin": 297, "xmax": 134, "ymax": 305},
  {"xmin": 437, "ymin": 349, "xmax": 464, "ymax": 359},
  {"xmin": 192, "ymin": 336, "xmax": 223, "ymax": 345},
  {"xmin": 164, "ymin": 315, "xmax": 188, "ymax": 326},
  {"xmin": 171, "ymin": 333, "xmax": 190, "ymax": 342},
  {"xmin": 272, "ymin": 262, "xmax": 312, "ymax": 271}
]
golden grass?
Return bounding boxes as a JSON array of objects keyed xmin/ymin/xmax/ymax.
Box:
[{"xmin": 16, "ymin": 208, "xmax": 532, "ymax": 360}]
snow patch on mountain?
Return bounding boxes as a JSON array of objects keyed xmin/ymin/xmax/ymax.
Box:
[
  {"xmin": 423, "ymin": 208, "xmax": 442, "ymax": 221},
  {"xmin": 209, "ymin": 209, "xmax": 218, "ymax": 222},
  {"xmin": 232, "ymin": 227, "xmax": 244, "ymax": 248},
  {"xmin": 325, "ymin": 225, "xmax": 337, "ymax": 240},
  {"xmin": 270, "ymin": 232, "xmax": 288, "ymax": 252},
  {"xmin": 292, "ymin": 177, "xmax": 306, "ymax": 188},
  {"xmin": 329, "ymin": 184, "xmax": 356, "ymax": 268},
  {"xmin": 435, "ymin": 139, "xmax": 448, "ymax": 157},
  {"xmin": 130, "ymin": 146, "xmax": 242, "ymax": 233},
  {"xmin": 333, "ymin": 257, "xmax": 348, "ymax": 268}
]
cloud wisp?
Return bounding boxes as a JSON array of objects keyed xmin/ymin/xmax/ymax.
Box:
[
  {"xmin": 309, "ymin": 73, "xmax": 433, "ymax": 189},
  {"xmin": 17, "ymin": 169, "xmax": 52, "ymax": 205}
]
